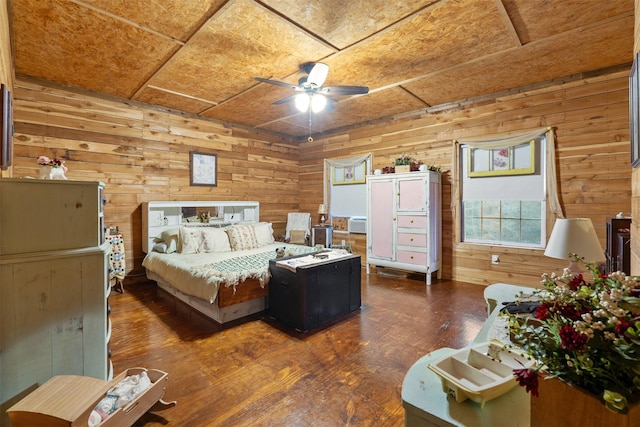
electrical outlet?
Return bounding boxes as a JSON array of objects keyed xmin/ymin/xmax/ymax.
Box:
[{"xmin": 491, "ymin": 255, "xmax": 500, "ymax": 264}]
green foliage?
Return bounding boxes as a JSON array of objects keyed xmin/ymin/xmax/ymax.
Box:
[{"xmin": 505, "ymin": 258, "xmax": 640, "ymax": 414}]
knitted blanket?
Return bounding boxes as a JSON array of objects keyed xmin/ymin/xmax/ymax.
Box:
[{"xmin": 191, "ymin": 245, "xmax": 316, "ymax": 289}]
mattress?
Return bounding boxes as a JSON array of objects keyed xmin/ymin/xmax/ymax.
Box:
[{"xmin": 142, "ymin": 243, "xmax": 314, "ymax": 304}]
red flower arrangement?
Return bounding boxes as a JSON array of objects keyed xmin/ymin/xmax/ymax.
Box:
[
  {"xmin": 506, "ymin": 257, "xmax": 640, "ymax": 414},
  {"xmin": 37, "ymin": 155, "xmax": 67, "ymax": 171}
]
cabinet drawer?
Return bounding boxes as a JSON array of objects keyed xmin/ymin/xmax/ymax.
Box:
[
  {"xmin": 397, "ymin": 233, "xmax": 427, "ymax": 247},
  {"xmin": 397, "ymin": 215, "xmax": 427, "ymax": 228},
  {"xmin": 397, "ymin": 250, "xmax": 427, "ymax": 265}
]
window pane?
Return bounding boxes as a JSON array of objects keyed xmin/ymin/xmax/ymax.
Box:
[
  {"xmin": 501, "ymin": 219, "xmax": 521, "ymax": 243},
  {"xmin": 464, "ymin": 200, "xmax": 481, "ymax": 218},
  {"xmin": 464, "ymin": 216, "xmax": 482, "ymax": 240},
  {"xmin": 522, "ymin": 201, "xmax": 541, "ymax": 219},
  {"xmin": 502, "ymin": 201, "xmax": 521, "ymax": 219},
  {"xmin": 483, "ymin": 201, "xmax": 501, "ymax": 218},
  {"xmin": 522, "ymin": 219, "xmax": 542, "ymax": 244},
  {"xmin": 482, "ymin": 218, "xmax": 501, "ymax": 241}
]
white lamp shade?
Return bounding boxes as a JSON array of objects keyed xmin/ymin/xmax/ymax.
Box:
[
  {"xmin": 544, "ymin": 218, "xmax": 605, "ymax": 263},
  {"xmin": 318, "ymin": 204, "xmax": 328, "ymax": 214},
  {"xmin": 311, "ymin": 94, "xmax": 327, "ymax": 113},
  {"xmin": 295, "ymin": 93, "xmax": 310, "ymax": 112}
]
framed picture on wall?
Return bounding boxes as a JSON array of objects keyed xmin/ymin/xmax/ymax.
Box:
[
  {"xmin": 190, "ymin": 152, "xmax": 217, "ymax": 186},
  {"xmin": 630, "ymin": 52, "xmax": 640, "ymax": 168},
  {"xmin": 0, "ymin": 84, "xmax": 12, "ymax": 170},
  {"xmin": 332, "ymin": 160, "xmax": 366, "ymax": 185}
]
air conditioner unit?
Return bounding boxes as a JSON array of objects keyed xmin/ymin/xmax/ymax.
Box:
[{"xmin": 348, "ymin": 217, "xmax": 367, "ymax": 234}]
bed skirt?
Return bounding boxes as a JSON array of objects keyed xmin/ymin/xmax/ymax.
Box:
[{"xmin": 146, "ymin": 270, "xmax": 268, "ymax": 324}]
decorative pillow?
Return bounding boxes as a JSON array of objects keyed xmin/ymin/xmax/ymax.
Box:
[
  {"xmin": 179, "ymin": 227, "xmax": 202, "ymax": 254},
  {"xmin": 226, "ymin": 225, "xmax": 259, "ymax": 251},
  {"xmin": 154, "ymin": 228, "xmax": 179, "ymax": 254},
  {"xmin": 199, "ymin": 228, "xmax": 231, "ymax": 253},
  {"xmin": 253, "ymin": 222, "xmax": 275, "ymax": 246},
  {"xmin": 289, "ymin": 229, "xmax": 307, "ymax": 245}
]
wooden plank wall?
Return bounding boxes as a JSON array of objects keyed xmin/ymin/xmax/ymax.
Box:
[
  {"xmin": 0, "ymin": 0, "xmax": 12, "ymax": 89},
  {"xmin": 9, "ymin": 69, "xmax": 632, "ymax": 288},
  {"xmin": 302, "ymin": 69, "xmax": 632, "ymax": 287},
  {"xmin": 0, "ymin": 0, "xmax": 13, "ymax": 179},
  {"xmin": 11, "ymin": 79, "xmax": 301, "ymax": 277},
  {"xmin": 631, "ymin": 0, "xmax": 640, "ymax": 276}
]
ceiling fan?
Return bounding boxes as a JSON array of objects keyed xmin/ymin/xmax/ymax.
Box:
[{"xmin": 254, "ymin": 62, "xmax": 369, "ymax": 113}]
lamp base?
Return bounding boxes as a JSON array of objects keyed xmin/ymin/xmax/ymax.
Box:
[{"xmin": 567, "ymin": 260, "xmax": 586, "ymax": 274}]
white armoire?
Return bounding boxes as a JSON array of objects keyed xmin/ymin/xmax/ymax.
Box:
[
  {"xmin": 366, "ymin": 171, "xmax": 442, "ymax": 285},
  {"xmin": 0, "ymin": 179, "xmax": 111, "ymax": 411}
]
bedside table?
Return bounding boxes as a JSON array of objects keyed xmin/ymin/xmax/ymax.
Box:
[{"xmin": 311, "ymin": 224, "xmax": 332, "ymax": 248}]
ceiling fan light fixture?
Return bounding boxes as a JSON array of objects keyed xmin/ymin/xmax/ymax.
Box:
[
  {"xmin": 311, "ymin": 94, "xmax": 327, "ymax": 113},
  {"xmin": 295, "ymin": 93, "xmax": 310, "ymax": 112}
]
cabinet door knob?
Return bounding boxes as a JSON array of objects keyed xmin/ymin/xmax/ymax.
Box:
[
  {"xmin": 410, "ymin": 256, "xmax": 414, "ymax": 259},
  {"xmin": 392, "ymin": 216, "xmax": 396, "ymax": 221},
  {"xmin": 410, "ymin": 219, "xmax": 414, "ymax": 223},
  {"xmin": 410, "ymin": 238, "xmax": 413, "ymax": 241}
]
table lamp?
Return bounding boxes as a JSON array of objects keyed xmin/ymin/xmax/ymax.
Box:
[
  {"xmin": 318, "ymin": 204, "xmax": 328, "ymax": 225},
  {"xmin": 544, "ymin": 218, "xmax": 605, "ymax": 273}
]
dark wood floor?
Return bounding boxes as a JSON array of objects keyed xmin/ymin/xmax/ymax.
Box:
[{"xmin": 110, "ymin": 270, "xmax": 488, "ymax": 427}]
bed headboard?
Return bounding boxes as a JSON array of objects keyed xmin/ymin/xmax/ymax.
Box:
[{"xmin": 141, "ymin": 200, "xmax": 260, "ymax": 253}]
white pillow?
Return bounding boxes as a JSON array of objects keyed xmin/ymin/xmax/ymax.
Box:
[
  {"xmin": 179, "ymin": 227, "xmax": 201, "ymax": 254},
  {"xmin": 226, "ymin": 225, "xmax": 259, "ymax": 251},
  {"xmin": 199, "ymin": 228, "xmax": 231, "ymax": 253},
  {"xmin": 253, "ymin": 222, "xmax": 275, "ymax": 246}
]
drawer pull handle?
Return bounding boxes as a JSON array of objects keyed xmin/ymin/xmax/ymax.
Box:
[
  {"xmin": 410, "ymin": 238, "xmax": 413, "ymax": 241},
  {"xmin": 410, "ymin": 256, "xmax": 414, "ymax": 259},
  {"xmin": 410, "ymin": 219, "xmax": 414, "ymax": 223}
]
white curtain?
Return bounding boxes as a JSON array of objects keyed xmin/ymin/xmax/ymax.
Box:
[
  {"xmin": 325, "ymin": 153, "xmax": 371, "ymax": 168},
  {"xmin": 453, "ymin": 127, "xmax": 563, "ymax": 218}
]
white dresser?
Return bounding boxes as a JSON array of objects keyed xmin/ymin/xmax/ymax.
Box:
[
  {"xmin": 366, "ymin": 171, "xmax": 442, "ymax": 285},
  {"xmin": 0, "ymin": 179, "xmax": 111, "ymax": 412}
]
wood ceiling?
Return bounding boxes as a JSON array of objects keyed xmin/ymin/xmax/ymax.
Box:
[{"xmin": 8, "ymin": 0, "xmax": 635, "ymax": 141}]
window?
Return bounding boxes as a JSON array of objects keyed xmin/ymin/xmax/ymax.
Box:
[
  {"xmin": 459, "ymin": 136, "xmax": 547, "ymax": 248},
  {"xmin": 325, "ymin": 155, "xmax": 371, "ymax": 219}
]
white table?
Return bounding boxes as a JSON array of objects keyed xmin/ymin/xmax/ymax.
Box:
[
  {"xmin": 401, "ymin": 283, "xmax": 535, "ymax": 427},
  {"xmin": 483, "ymin": 283, "xmax": 536, "ymax": 316}
]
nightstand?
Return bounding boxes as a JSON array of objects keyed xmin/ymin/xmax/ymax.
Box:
[{"xmin": 311, "ymin": 224, "xmax": 332, "ymax": 248}]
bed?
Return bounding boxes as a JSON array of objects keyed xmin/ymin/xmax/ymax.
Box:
[{"xmin": 142, "ymin": 216, "xmax": 315, "ymax": 323}]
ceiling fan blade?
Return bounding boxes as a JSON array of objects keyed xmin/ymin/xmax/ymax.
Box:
[
  {"xmin": 272, "ymin": 94, "xmax": 298, "ymax": 105},
  {"xmin": 324, "ymin": 85, "xmax": 369, "ymax": 96},
  {"xmin": 307, "ymin": 62, "xmax": 329, "ymax": 87},
  {"xmin": 254, "ymin": 77, "xmax": 298, "ymax": 90}
]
